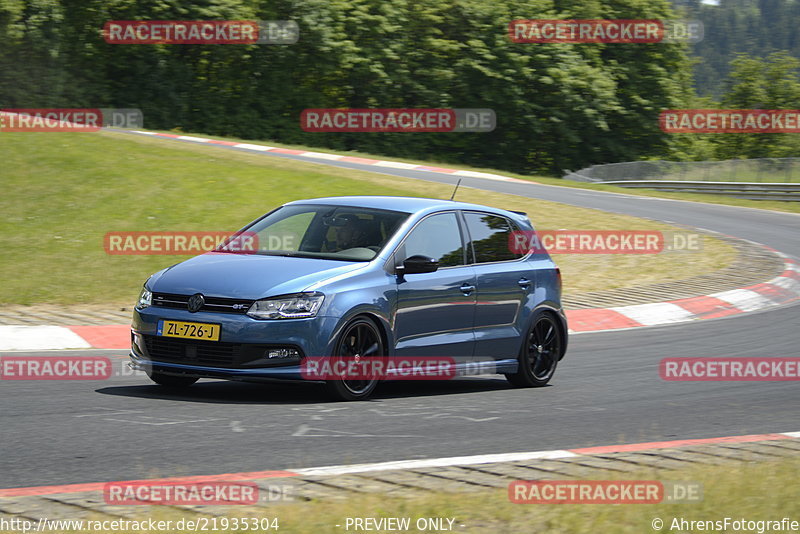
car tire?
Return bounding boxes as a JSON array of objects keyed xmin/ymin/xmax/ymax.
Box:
[
  {"xmin": 147, "ymin": 371, "xmax": 199, "ymax": 388},
  {"xmin": 325, "ymin": 317, "xmax": 384, "ymax": 401},
  {"xmin": 506, "ymin": 313, "xmax": 562, "ymax": 388}
]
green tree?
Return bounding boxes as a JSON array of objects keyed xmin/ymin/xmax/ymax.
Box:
[
  {"xmin": 715, "ymin": 51, "xmax": 800, "ymax": 159},
  {"xmin": 0, "ymin": 0, "xmax": 698, "ymax": 175}
]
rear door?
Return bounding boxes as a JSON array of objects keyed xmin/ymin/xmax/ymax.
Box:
[{"xmin": 462, "ymin": 211, "xmax": 533, "ymax": 359}]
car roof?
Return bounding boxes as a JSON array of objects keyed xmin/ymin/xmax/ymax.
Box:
[{"xmin": 285, "ymin": 196, "xmax": 525, "ymax": 220}]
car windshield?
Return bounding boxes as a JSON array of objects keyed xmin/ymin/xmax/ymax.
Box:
[{"xmin": 220, "ymin": 204, "xmax": 410, "ymax": 262}]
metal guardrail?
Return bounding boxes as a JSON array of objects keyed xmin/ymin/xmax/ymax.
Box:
[
  {"xmin": 564, "ymin": 159, "xmax": 800, "ymax": 201},
  {"xmin": 597, "ymin": 180, "xmax": 800, "ymax": 201},
  {"xmin": 565, "ymin": 158, "xmax": 800, "ymax": 183}
]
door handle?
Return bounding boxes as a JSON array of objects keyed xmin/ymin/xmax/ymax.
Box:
[
  {"xmin": 518, "ymin": 278, "xmax": 531, "ymax": 289},
  {"xmin": 460, "ymin": 283, "xmax": 475, "ymax": 295}
]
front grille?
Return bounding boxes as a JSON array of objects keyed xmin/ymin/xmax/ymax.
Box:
[
  {"xmin": 141, "ymin": 335, "xmax": 301, "ymax": 368},
  {"xmin": 152, "ymin": 293, "xmax": 254, "ymax": 314},
  {"xmin": 144, "ymin": 335, "xmax": 239, "ymax": 366}
]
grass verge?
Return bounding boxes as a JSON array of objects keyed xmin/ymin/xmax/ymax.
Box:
[
  {"xmin": 3, "ymin": 456, "xmax": 795, "ymax": 533},
  {"xmin": 252, "ymin": 457, "xmax": 800, "ymax": 533}
]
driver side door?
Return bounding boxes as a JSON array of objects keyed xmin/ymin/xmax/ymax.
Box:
[{"xmin": 391, "ymin": 211, "xmax": 476, "ymax": 359}]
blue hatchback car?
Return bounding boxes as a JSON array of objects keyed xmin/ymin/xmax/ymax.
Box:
[{"xmin": 129, "ymin": 196, "xmax": 567, "ymax": 400}]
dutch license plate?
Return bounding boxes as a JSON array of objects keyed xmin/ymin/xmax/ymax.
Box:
[{"xmin": 158, "ymin": 320, "xmax": 221, "ymax": 341}]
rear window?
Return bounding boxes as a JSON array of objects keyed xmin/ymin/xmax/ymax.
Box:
[{"xmin": 463, "ymin": 212, "xmax": 524, "ymax": 263}]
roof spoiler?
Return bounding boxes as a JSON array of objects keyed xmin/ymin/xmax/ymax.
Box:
[{"xmin": 509, "ymin": 210, "xmax": 528, "ymax": 216}]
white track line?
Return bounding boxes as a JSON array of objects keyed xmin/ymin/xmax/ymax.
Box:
[
  {"xmin": 293, "ymin": 450, "xmax": 577, "ymax": 477},
  {"xmin": 233, "ymin": 143, "xmax": 276, "ymax": 152},
  {"xmin": 372, "ymin": 160, "xmax": 421, "ymax": 169},
  {"xmin": 293, "ymin": 431, "xmax": 800, "ymax": 477},
  {"xmin": 299, "ymin": 151, "xmax": 343, "ymax": 160}
]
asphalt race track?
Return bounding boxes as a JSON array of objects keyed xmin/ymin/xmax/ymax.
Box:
[{"xmin": 1, "ymin": 141, "xmax": 798, "ymax": 489}]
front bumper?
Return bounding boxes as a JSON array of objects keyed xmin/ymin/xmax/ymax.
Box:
[
  {"xmin": 130, "ymin": 306, "xmax": 340, "ymax": 381},
  {"xmin": 128, "ymin": 350, "xmax": 311, "ymax": 381}
]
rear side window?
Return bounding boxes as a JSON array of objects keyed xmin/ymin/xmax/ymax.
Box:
[{"xmin": 463, "ymin": 212, "xmax": 524, "ymax": 263}]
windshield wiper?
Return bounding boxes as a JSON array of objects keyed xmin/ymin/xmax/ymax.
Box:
[{"xmin": 255, "ymin": 251, "xmax": 300, "ymax": 257}]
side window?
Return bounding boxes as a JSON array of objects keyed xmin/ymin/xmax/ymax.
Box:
[
  {"xmin": 401, "ymin": 212, "xmax": 465, "ymax": 267},
  {"xmin": 464, "ymin": 212, "xmax": 523, "ymax": 263}
]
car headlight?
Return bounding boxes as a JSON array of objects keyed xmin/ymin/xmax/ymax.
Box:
[
  {"xmin": 247, "ymin": 293, "xmax": 324, "ymax": 320},
  {"xmin": 136, "ymin": 287, "xmax": 152, "ymax": 310}
]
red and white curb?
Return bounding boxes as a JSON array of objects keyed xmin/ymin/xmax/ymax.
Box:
[
  {"xmin": 0, "ymin": 325, "xmax": 129, "ymax": 351},
  {"xmin": 1, "ymin": 431, "xmax": 797, "ymax": 498},
  {"xmin": 128, "ymin": 130, "xmax": 532, "ymax": 184},
  {"xmin": 567, "ymin": 253, "xmax": 800, "ymax": 334},
  {"xmin": 1, "ymin": 255, "xmax": 797, "ymax": 350}
]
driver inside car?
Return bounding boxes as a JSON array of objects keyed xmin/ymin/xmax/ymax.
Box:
[{"xmin": 331, "ymin": 214, "xmax": 372, "ymax": 251}]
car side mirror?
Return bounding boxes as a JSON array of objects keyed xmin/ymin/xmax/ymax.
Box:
[{"xmin": 397, "ymin": 255, "xmax": 439, "ymax": 275}]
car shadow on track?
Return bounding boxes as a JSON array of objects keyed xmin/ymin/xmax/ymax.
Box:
[{"xmin": 94, "ymin": 377, "xmax": 522, "ymax": 405}]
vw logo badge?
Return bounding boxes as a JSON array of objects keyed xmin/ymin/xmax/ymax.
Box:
[{"xmin": 187, "ymin": 293, "xmax": 205, "ymax": 313}]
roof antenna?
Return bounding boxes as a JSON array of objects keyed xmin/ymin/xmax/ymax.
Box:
[{"xmin": 449, "ymin": 178, "xmax": 462, "ymax": 201}]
